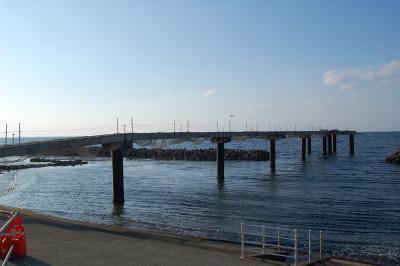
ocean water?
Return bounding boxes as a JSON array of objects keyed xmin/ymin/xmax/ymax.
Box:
[{"xmin": 0, "ymin": 132, "xmax": 399, "ymax": 264}]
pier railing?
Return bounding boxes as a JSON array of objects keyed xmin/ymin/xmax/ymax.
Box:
[{"xmin": 240, "ymin": 223, "xmax": 323, "ymax": 265}]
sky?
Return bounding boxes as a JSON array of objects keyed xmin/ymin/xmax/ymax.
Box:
[{"xmin": 1, "ymin": 0, "xmax": 400, "ymax": 136}]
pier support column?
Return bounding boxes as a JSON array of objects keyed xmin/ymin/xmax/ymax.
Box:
[
  {"xmin": 307, "ymin": 136, "xmax": 312, "ymax": 154},
  {"xmin": 217, "ymin": 143, "xmax": 224, "ymax": 179},
  {"xmin": 211, "ymin": 136, "xmax": 231, "ymax": 180},
  {"xmin": 322, "ymin": 136, "xmax": 327, "ymax": 155},
  {"xmin": 328, "ymin": 134, "xmax": 333, "ymax": 154},
  {"xmin": 301, "ymin": 138, "xmax": 306, "ymax": 161},
  {"xmin": 349, "ymin": 134, "xmax": 354, "ymax": 155},
  {"xmin": 112, "ymin": 148, "xmax": 124, "ymax": 204},
  {"xmin": 333, "ymin": 134, "xmax": 337, "ymax": 153},
  {"xmin": 270, "ymin": 139, "xmax": 276, "ymax": 173}
]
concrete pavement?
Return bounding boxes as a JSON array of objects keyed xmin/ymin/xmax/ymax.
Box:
[{"xmin": 0, "ymin": 207, "xmax": 269, "ymax": 266}]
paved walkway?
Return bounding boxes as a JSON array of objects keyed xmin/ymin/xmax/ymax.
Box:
[{"xmin": 1, "ymin": 208, "xmax": 269, "ymax": 266}]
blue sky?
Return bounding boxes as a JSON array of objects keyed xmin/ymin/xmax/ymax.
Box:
[{"xmin": 1, "ymin": 0, "xmax": 399, "ymax": 135}]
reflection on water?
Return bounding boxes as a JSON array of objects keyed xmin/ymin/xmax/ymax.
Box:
[{"xmin": 0, "ymin": 132, "xmax": 400, "ymax": 265}]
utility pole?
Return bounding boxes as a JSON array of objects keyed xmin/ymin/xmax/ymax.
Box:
[
  {"xmin": 124, "ymin": 124, "xmax": 126, "ymax": 134},
  {"xmin": 131, "ymin": 117, "xmax": 133, "ymax": 133},
  {"xmin": 173, "ymin": 120, "xmax": 176, "ymax": 133},
  {"xmin": 18, "ymin": 123, "xmax": 21, "ymax": 144},
  {"xmin": 117, "ymin": 118, "xmax": 119, "ymax": 134},
  {"xmin": 246, "ymin": 122, "xmax": 248, "ymax": 131},
  {"xmin": 12, "ymin": 134, "xmax": 15, "ymax": 145},
  {"xmin": 180, "ymin": 124, "xmax": 183, "ymax": 132}
]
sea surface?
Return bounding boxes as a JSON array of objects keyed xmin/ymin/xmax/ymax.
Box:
[{"xmin": 0, "ymin": 132, "xmax": 399, "ymax": 264}]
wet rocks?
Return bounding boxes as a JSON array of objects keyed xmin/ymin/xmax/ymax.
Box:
[
  {"xmin": 123, "ymin": 148, "xmax": 269, "ymax": 161},
  {"xmin": 386, "ymin": 150, "xmax": 400, "ymax": 164},
  {"xmin": 30, "ymin": 158, "xmax": 88, "ymax": 166},
  {"xmin": 0, "ymin": 159, "xmax": 87, "ymax": 171}
]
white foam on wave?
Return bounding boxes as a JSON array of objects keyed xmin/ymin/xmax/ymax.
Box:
[{"xmin": 0, "ymin": 171, "xmax": 17, "ymax": 197}]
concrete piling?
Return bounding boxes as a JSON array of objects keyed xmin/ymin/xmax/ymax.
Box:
[
  {"xmin": 349, "ymin": 134, "xmax": 354, "ymax": 155},
  {"xmin": 328, "ymin": 134, "xmax": 333, "ymax": 154},
  {"xmin": 333, "ymin": 134, "xmax": 337, "ymax": 153},
  {"xmin": 211, "ymin": 136, "xmax": 231, "ymax": 180},
  {"xmin": 112, "ymin": 148, "xmax": 124, "ymax": 204},
  {"xmin": 322, "ymin": 136, "xmax": 327, "ymax": 155},
  {"xmin": 270, "ymin": 139, "xmax": 276, "ymax": 173},
  {"xmin": 307, "ymin": 136, "xmax": 311, "ymax": 153},
  {"xmin": 217, "ymin": 142, "xmax": 225, "ymax": 180},
  {"xmin": 301, "ymin": 138, "xmax": 306, "ymax": 161}
]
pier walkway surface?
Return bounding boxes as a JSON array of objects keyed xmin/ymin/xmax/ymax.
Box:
[{"xmin": 1, "ymin": 207, "xmax": 268, "ymax": 266}]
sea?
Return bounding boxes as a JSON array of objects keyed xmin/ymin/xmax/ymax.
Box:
[{"xmin": 0, "ymin": 132, "xmax": 399, "ymax": 265}]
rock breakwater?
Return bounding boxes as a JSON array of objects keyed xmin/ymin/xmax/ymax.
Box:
[
  {"xmin": 122, "ymin": 148, "xmax": 269, "ymax": 161},
  {"xmin": 37, "ymin": 147, "xmax": 269, "ymax": 161}
]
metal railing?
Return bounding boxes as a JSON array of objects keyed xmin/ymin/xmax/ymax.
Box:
[
  {"xmin": 240, "ymin": 223, "xmax": 323, "ymax": 266},
  {"xmin": 0, "ymin": 210, "xmax": 19, "ymax": 266}
]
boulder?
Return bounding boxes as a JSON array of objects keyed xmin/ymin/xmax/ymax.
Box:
[{"xmin": 386, "ymin": 150, "xmax": 400, "ymax": 164}]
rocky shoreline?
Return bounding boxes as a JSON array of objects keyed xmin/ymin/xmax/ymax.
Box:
[
  {"xmin": 386, "ymin": 150, "xmax": 400, "ymax": 164},
  {"xmin": 0, "ymin": 158, "xmax": 87, "ymax": 172}
]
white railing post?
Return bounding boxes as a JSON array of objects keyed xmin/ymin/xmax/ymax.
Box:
[
  {"xmin": 240, "ymin": 223, "xmax": 244, "ymax": 259},
  {"xmin": 262, "ymin": 225, "xmax": 265, "ymax": 254},
  {"xmin": 277, "ymin": 225, "xmax": 280, "ymax": 252},
  {"xmin": 294, "ymin": 229, "xmax": 298, "ymax": 266},
  {"xmin": 308, "ymin": 229, "xmax": 311, "ymax": 262},
  {"xmin": 319, "ymin": 231, "xmax": 323, "ymax": 259}
]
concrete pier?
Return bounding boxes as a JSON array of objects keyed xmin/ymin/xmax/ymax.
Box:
[
  {"xmin": 211, "ymin": 137, "xmax": 231, "ymax": 180},
  {"xmin": 322, "ymin": 136, "xmax": 327, "ymax": 155},
  {"xmin": 270, "ymin": 139, "xmax": 276, "ymax": 172},
  {"xmin": 328, "ymin": 134, "xmax": 333, "ymax": 154},
  {"xmin": 349, "ymin": 134, "xmax": 354, "ymax": 155},
  {"xmin": 112, "ymin": 148, "xmax": 124, "ymax": 204},
  {"xmin": 307, "ymin": 136, "xmax": 312, "ymax": 153},
  {"xmin": 301, "ymin": 138, "xmax": 306, "ymax": 161}
]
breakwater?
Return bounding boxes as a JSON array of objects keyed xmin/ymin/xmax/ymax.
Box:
[
  {"xmin": 97, "ymin": 148, "xmax": 269, "ymax": 161},
  {"xmin": 44, "ymin": 147, "xmax": 269, "ymax": 161}
]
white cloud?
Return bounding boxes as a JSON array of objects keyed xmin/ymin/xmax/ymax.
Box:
[
  {"xmin": 203, "ymin": 89, "xmax": 215, "ymax": 96},
  {"xmin": 323, "ymin": 59, "xmax": 400, "ymax": 90}
]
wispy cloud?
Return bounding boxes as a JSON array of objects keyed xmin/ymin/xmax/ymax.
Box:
[
  {"xmin": 203, "ymin": 89, "xmax": 215, "ymax": 96},
  {"xmin": 323, "ymin": 59, "xmax": 400, "ymax": 90}
]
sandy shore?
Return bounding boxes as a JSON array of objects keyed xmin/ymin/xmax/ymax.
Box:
[{"xmin": 0, "ymin": 204, "xmax": 268, "ymax": 266}]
